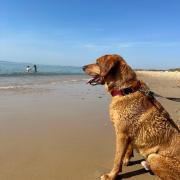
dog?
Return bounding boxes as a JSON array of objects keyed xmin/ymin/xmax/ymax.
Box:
[{"xmin": 83, "ymin": 54, "xmax": 180, "ymax": 180}]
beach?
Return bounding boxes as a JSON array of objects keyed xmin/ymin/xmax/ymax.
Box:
[{"xmin": 0, "ymin": 71, "xmax": 179, "ymax": 180}]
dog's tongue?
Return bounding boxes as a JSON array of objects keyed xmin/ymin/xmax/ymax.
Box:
[
  {"xmin": 86, "ymin": 75, "xmax": 103, "ymax": 85},
  {"xmin": 87, "ymin": 77, "xmax": 96, "ymax": 84}
]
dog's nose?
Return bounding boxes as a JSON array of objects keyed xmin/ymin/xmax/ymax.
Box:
[{"xmin": 82, "ymin": 65, "xmax": 86, "ymax": 71}]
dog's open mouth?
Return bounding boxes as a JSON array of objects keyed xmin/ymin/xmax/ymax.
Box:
[{"xmin": 87, "ymin": 75, "xmax": 104, "ymax": 86}]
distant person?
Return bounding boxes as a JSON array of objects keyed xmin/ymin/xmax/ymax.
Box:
[
  {"xmin": 33, "ymin": 64, "xmax": 37, "ymax": 73},
  {"xmin": 26, "ymin": 65, "xmax": 31, "ymax": 73}
]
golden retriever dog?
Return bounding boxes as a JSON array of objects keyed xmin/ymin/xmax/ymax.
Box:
[{"xmin": 83, "ymin": 54, "xmax": 180, "ymax": 180}]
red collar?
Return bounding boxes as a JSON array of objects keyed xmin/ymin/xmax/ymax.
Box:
[{"xmin": 111, "ymin": 81, "xmax": 141, "ymax": 97}]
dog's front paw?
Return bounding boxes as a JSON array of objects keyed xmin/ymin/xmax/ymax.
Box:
[
  {"xmin": 100, "ymin": 173, "xmax": 116, "ymax": 180},
  {"xmin": 141, "ymin": 160, "xmax": 150, "ymax": 171},
  {"xmin": 123, "ymin": 158, "xmax": 130, "ymax": 166}
]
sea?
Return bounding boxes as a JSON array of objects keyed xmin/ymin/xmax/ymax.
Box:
[{"xmin": 0, "ymin": 61, "xmax": 86, "ymax": 91}]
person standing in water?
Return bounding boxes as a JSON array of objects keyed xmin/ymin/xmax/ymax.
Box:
[
  {"xmin": 26, "ymin": 65, "xmax": 31, "ymax": 73},
  {"xmin": 33, "ymin": 65, "xmax": 37, "ymax": 73}
]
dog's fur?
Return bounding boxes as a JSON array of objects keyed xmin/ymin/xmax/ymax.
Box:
[{"xmin": 83, "ymin": 54, "xmax": 180, "ymax": 180}]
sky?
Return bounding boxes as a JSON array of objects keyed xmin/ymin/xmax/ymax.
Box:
[{"xmin": 0, "ymin": 0, "xmax": 180, "ymax": 69}]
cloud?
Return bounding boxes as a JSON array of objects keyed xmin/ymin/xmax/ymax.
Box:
[{"xmin": 83, "ymin": 41, "xmax": 180, "ymax": 50}]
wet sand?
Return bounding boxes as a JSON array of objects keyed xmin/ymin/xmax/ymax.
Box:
[{"xmin": 0, "ymin": 72, "xmax": 179, "ymax": 180}]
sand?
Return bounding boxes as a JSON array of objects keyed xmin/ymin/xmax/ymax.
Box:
[{"xmin": 0, "ymin": 72, "xmax": 179, "ymax": 180}]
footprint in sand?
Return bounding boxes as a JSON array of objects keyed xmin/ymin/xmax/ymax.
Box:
[{"xmin": 176, "ymin": 109, "xmax": 180, "ymax": 122}]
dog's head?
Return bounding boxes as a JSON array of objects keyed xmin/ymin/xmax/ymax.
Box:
[{"xmin": 82, "ymin": 54, "xmax": 136, "ymax": 88}]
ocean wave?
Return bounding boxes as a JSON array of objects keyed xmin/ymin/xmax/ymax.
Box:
[
  {"xmin": 0, "ymin": 85, "xmax": 27, "ymax": 90},
  {"xmin": 0, "ymin": 72, "xmax": 84, "ymax": 77}
]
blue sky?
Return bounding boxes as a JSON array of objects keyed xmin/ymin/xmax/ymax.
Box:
[{"xmin": 0, "ymin": 0, "xmax": 180, "ymax": 68}]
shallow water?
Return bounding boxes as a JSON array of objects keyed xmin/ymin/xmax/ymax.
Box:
[{"xmin": 0, "ymin": 74, "xmax": 87, "ymax": 90}]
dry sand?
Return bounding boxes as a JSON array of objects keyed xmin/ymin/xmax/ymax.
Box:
[{"xmin": 0, "ymin": 71, "xmax": 179, "ymax": 180}]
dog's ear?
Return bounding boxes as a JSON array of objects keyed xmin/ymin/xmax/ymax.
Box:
[{"xmin": 97, "ymin": 55, "xmax": 119, "ymax": 77}]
